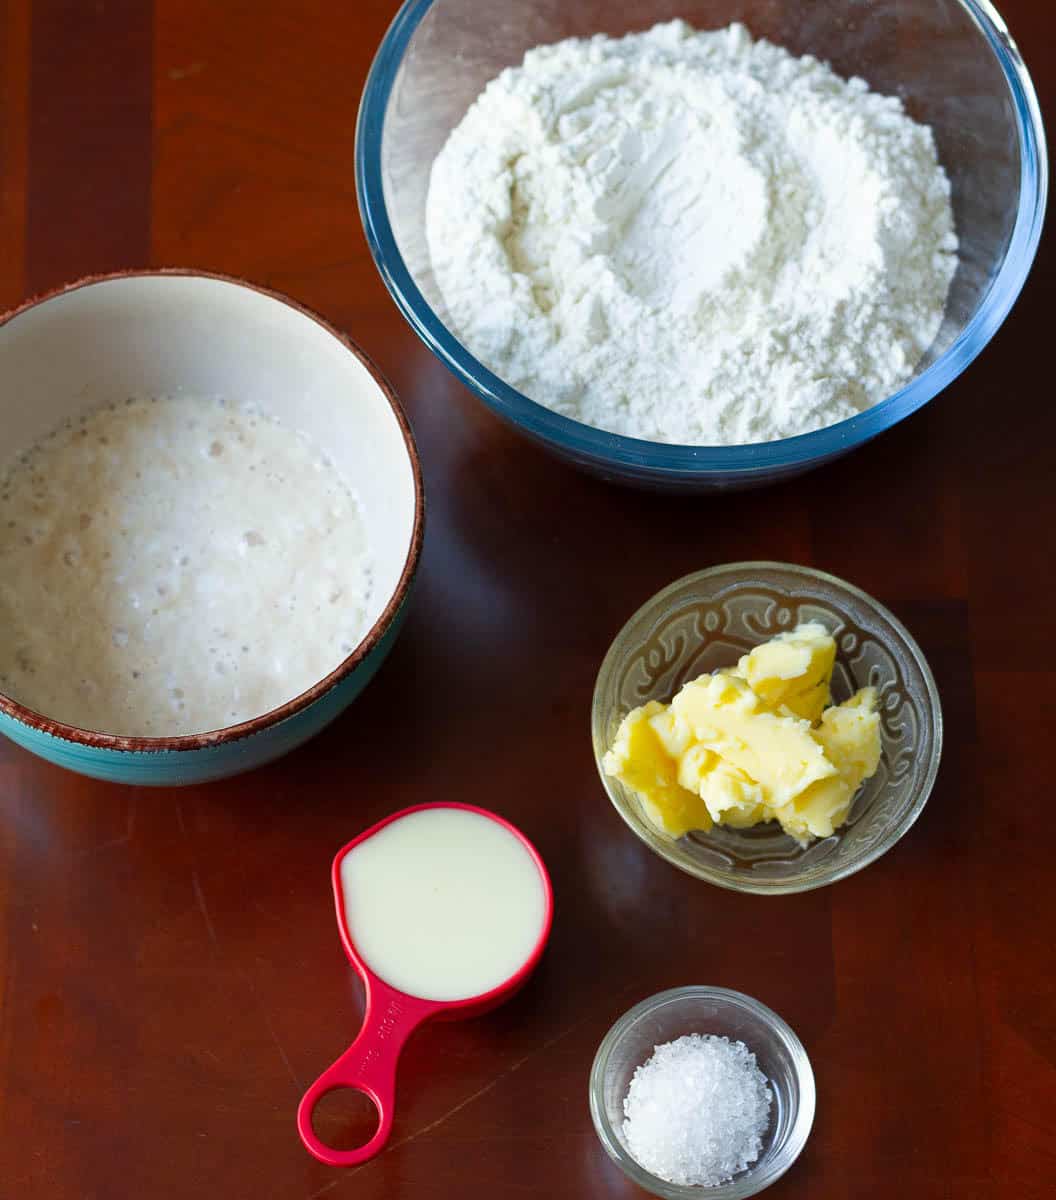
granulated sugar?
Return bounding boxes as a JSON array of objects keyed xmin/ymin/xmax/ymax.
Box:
[{"xmin": 622, "ymin": 1034, "xmax": 772, "ymax": 1187}]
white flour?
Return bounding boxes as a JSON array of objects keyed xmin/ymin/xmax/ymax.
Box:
[{"xmin": 426, "ymin": 20, "xmax": 958, "ymax": 445}]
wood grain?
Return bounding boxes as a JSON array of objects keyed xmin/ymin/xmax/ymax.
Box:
[
  {"xmin": 1, "ymin": 2, "xmax": 1054, "ymax": 1197},
  {"xmin": 25, "ymin": 0, "xmax": 152, "ymax": 293},
  {"xmin": 0, "ymin": 0, "xmax": 29, "ymax": 309}
]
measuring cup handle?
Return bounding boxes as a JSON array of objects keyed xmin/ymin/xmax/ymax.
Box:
[{"xmin": 297, "ymin": 983, "xmax": 431, "ymax": 1167}]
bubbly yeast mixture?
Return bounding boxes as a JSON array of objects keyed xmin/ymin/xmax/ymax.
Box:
[{"xmin": 0, "ymin": 395, "xmax": 372, "ymax": 736}]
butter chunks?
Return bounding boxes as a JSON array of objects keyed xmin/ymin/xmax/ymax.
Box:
[
  {"xmin": 734, "ymin": 620, "xmax": 836, "ymax": 722},
  {"xmin": 603, "ymin": 623, "xmax": 883, "ymax": 846},
  {"xmin": 771, "ymin": 689, "xmax": 882, "ymax": 842},
  {"xmin": 602, "ymin": 700, "xmax": 767, "ymax": 837},
  {"xmin": 601, "ymin": 701, "xmax": 713, "ymax": 838},
  {"xmin": 815, "ymin": 687, "xmax": 882, "ymax": 784},
  {"xmin": 671, "ymin": 672, "xmax": 837, "ymax": 809}
]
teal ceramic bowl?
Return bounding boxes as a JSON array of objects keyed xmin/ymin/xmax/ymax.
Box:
[{"xmin": 0, "ymin": 272, "xmax": 424, "ymax": 785}]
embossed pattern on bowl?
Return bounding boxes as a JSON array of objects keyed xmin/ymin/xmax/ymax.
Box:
[{"xmin": 591, "ymin": 562, "xmax": 942, "ymax": 893}]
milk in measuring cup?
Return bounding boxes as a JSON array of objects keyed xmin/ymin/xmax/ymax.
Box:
[{"xmin": 339, "ymin": 807, "xmax": 547, "ymax": 1002}]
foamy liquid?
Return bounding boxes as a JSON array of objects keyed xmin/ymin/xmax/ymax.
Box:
[{"xmin": 0, "ymin": 395, "xmax": 373, "ymax": 736}]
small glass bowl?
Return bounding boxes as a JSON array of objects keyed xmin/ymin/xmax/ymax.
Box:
[
  {"xmin": 591, "ymin": 562, "xmax": 942, "ymax": 893},
  {"xmin": 590, "ymin": 987, "xmax": 815, "ymax": 1199}
]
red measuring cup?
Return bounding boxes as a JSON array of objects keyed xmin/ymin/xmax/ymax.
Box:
[{"xmin": 297, "ymin": 801, "xmax": 553, "ymax": 1167}]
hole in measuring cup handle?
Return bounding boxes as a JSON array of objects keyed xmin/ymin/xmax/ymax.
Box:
[
  {"xmin": 306, "ymin": 1085, "xmax": 382, "ymax": 1154},
  {"xmin": 297, "ymin": 982, "xmax": 438, "ymax": 1167},
  {"xmin": 298, "ymin": 1074, "xmax": 393, "ymax": 1167}
]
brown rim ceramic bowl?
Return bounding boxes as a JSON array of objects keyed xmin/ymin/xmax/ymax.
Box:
[{"xmin": 0, "ymin": 271, "xmax": 423, "ymax": 785}]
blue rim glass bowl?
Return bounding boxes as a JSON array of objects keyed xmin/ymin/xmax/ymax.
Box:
[{"xmin": 356, "ymin": 0, "xmax": 1047, "ymax": 490}]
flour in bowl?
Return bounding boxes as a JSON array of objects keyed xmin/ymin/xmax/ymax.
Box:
[
  {"xmin": 426, "ymin": 20, "xmax": 958, "ymax": 445},
  {"xmin": 0, "ymin": 396, "xmax": 372, "ymax": 736}
]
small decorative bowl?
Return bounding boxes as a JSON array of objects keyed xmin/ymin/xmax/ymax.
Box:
[
  {"xmin": 590, "ymin": 986, "xmax": 815, "ymax": 1199},
  {"xmin": 591, "ymin": 562, "xmax": 942, "ymax": 893},
  {"xmin": 0, "ymin": 271, "xmax": 424, "ymax": 786}
]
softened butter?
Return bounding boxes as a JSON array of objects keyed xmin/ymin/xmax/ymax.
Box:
[{"xmin": 603, "ymin": 623, "xmax": 881, "ymax": 845}]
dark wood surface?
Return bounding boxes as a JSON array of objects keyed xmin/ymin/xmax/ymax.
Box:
[{"xmin": 1, "ymin": 2, "xmax": 1053, "ymax": 1197}]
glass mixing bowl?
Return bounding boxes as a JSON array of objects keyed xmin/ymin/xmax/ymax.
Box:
[
  {"xmin": 356, "ymin": 0, "xmax": 1046, "ymax": 490},
  {"xmin": 590, "ymin": 987, "xmax": 815, "ymax": 1199},
  {"xmin": 591, "ymin": 563, "xmax": 943, "ymax": 893}
]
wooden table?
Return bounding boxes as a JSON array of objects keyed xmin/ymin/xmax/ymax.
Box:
[{"xmin": 1, "ymin": 2, "xmax": 1053, "ymax": 1197}]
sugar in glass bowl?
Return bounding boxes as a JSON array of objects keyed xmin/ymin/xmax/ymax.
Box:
[
  {"xmin": 590, "ymin": 987, "xmax": 815, "ymax": 1199},
  {"xmin": 356, "ymin": 0, "xmax": 1046, "ymax": 491},
  {"xmin": 591, "ymin": 563, "xmax": 942, "ymax": 893}
]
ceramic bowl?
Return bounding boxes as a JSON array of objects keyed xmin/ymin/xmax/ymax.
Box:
[
  {"xmin": 0, "ymin": 271, "xmax": 423, "ymax": 785},
  {"xmin": 590, "ymin": 987, "xmax": 815, "ymax": 1199},
  {"xmin": 592, "ymin": 563, "xmax": 942, "ymax": 893},
  {"xmin": 357, "ymin": 0, "xmax": 1046, "ymax": 490}
]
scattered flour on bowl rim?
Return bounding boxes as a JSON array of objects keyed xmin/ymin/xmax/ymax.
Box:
[
  {"xmin": 622, "ymin": 1033, "xmax": 773, "ymax": 1187},
  {"xmin": 425, "ymin": 19, "xmax": 959, "ymax": 445}
]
